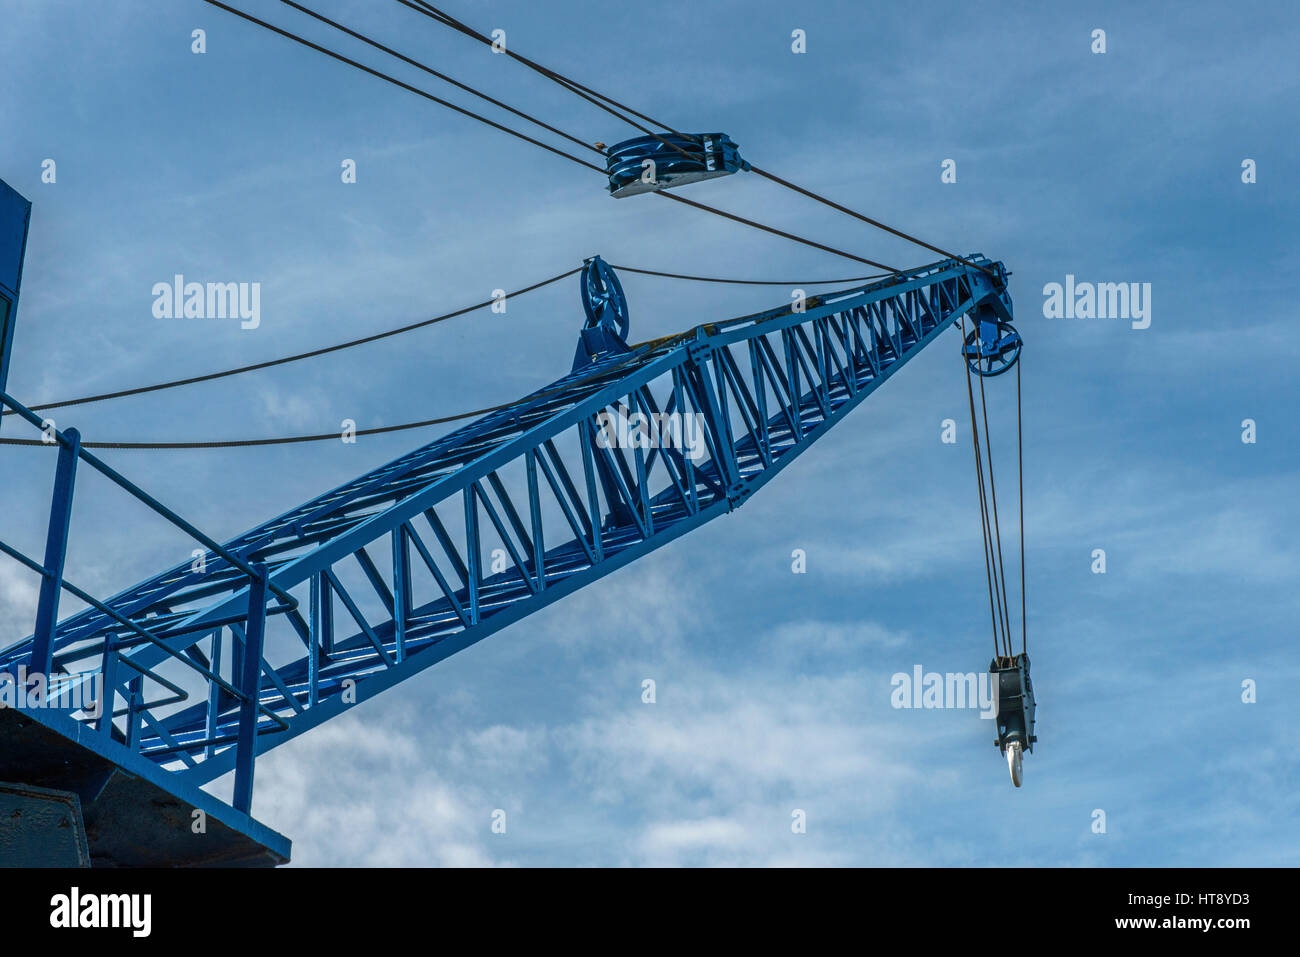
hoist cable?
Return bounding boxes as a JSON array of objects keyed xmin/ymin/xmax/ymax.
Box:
[
  {"xmin": 978, "ymin": 368, "xmax": 1015, "ymax": 649},
  {"xmin": 961, "ymin": 317, "xmax": 1006, "ymax": 657},
  {"xmin": 960, "ymin": 318, "xmax": 1029, "ymax": 660},
  {"xmin": 1017, "ymin": 359, "xmax": 1026, "ymax": 655}
]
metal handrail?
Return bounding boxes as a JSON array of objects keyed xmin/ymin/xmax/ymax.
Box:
[{"xmin": 0, "ymin": 388, "xmax": 299, "ymax": 611}]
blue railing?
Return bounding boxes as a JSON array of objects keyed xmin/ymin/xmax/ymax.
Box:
[{"xmin": 0, "ymin": 389, "xmax": 294, "ymax": 813}]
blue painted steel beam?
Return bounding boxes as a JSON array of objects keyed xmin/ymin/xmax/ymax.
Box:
[
  {"xmin": 0, "ymin": 256, "xmax": 1014, "ymax": 807},
  {"xmin": 0, "ymin": 177, "xmax": 32, "ymax": 423},
  {"xmin": 30, "ymin": 428, "xmax": 80, "ymax": 675},
  {"xmin": 232, "ymin": 564, "xmax": 268, "ymax": 814}
]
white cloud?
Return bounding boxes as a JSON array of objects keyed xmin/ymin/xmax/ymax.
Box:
[{"xmin": 219, "ymin": 714, "xmax": 507, "ymax": 867}]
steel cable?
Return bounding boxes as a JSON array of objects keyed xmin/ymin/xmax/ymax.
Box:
[{"xmin": 401, "ymin": 0, "xmax": 992, "ymax": 276}]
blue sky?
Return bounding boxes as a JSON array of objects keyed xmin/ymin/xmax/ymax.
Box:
[{"xmin": 1, "ymin": 0, "xmax": 1297, "ymax": 865}]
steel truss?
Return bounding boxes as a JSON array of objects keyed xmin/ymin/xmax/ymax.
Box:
[{"xmin": 0, "ymin": 255, "xmax": 1013, "ymax": 811}]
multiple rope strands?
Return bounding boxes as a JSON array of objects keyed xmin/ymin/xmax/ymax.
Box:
[
  {"xmin": 196, "ymin": 0, "xmax": 899, "ymax": 272},
  {"xmin": 395, "ymin": 0, "xmax": 992, "ymax": 276},
  {"xmin": 1018, "ymin": 359, "xmax": 1027, "ymax": 653},
  {"xmin": 196, "ymin": 0, "xmax": 991, "ymax": 275},
  {"xmin": 198, "ymin": 0, "xmax": 604, "ymax": 173},
  {"xmin": 961, "ymin": 316, "xmax": 1026, "ymax": 657},
  {"xmin": 3, "ymin": 3, "xmax": 1006, "ymax": 457}
]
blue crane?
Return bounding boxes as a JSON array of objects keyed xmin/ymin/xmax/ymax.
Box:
[
  {"xmin": 0, "ymin": 3, "xmax": 1032, "ymax": 869},
  {"xmin": 0, "ymin": 237, "xmax": 1025, "ymax": 863}
]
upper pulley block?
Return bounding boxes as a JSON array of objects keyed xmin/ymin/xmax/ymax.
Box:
[{"xmin": 605, "ymin": 133, "xmax": 749, "ymax": 198}]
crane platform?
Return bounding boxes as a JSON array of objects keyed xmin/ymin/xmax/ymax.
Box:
[{"xmin": 0, "ymin": 706, "xmax": 288, "ymax": 867}]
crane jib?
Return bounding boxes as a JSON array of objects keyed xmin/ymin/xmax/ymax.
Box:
[{"xmin": 0, "ymin": 249, "xmax": 1024, "ymax": 840}]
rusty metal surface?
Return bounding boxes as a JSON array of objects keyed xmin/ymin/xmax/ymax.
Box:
[{"xmin": 0, "ymin": 781, "xmax": 89, "ymax": 867}]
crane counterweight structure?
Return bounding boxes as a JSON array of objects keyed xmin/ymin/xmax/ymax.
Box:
[{"xmin": 1, "ymin": 248, "xmax": 1020, "ymax": 863}]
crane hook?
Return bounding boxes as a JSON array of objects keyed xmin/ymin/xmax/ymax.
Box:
[
  {"xmin": 991, "ymin": 653, "xmax": 1036, "ymax": 787},
  {"xmin": 1006, "ymin": 741, "xmax": 1023, "ymax": 787}
]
